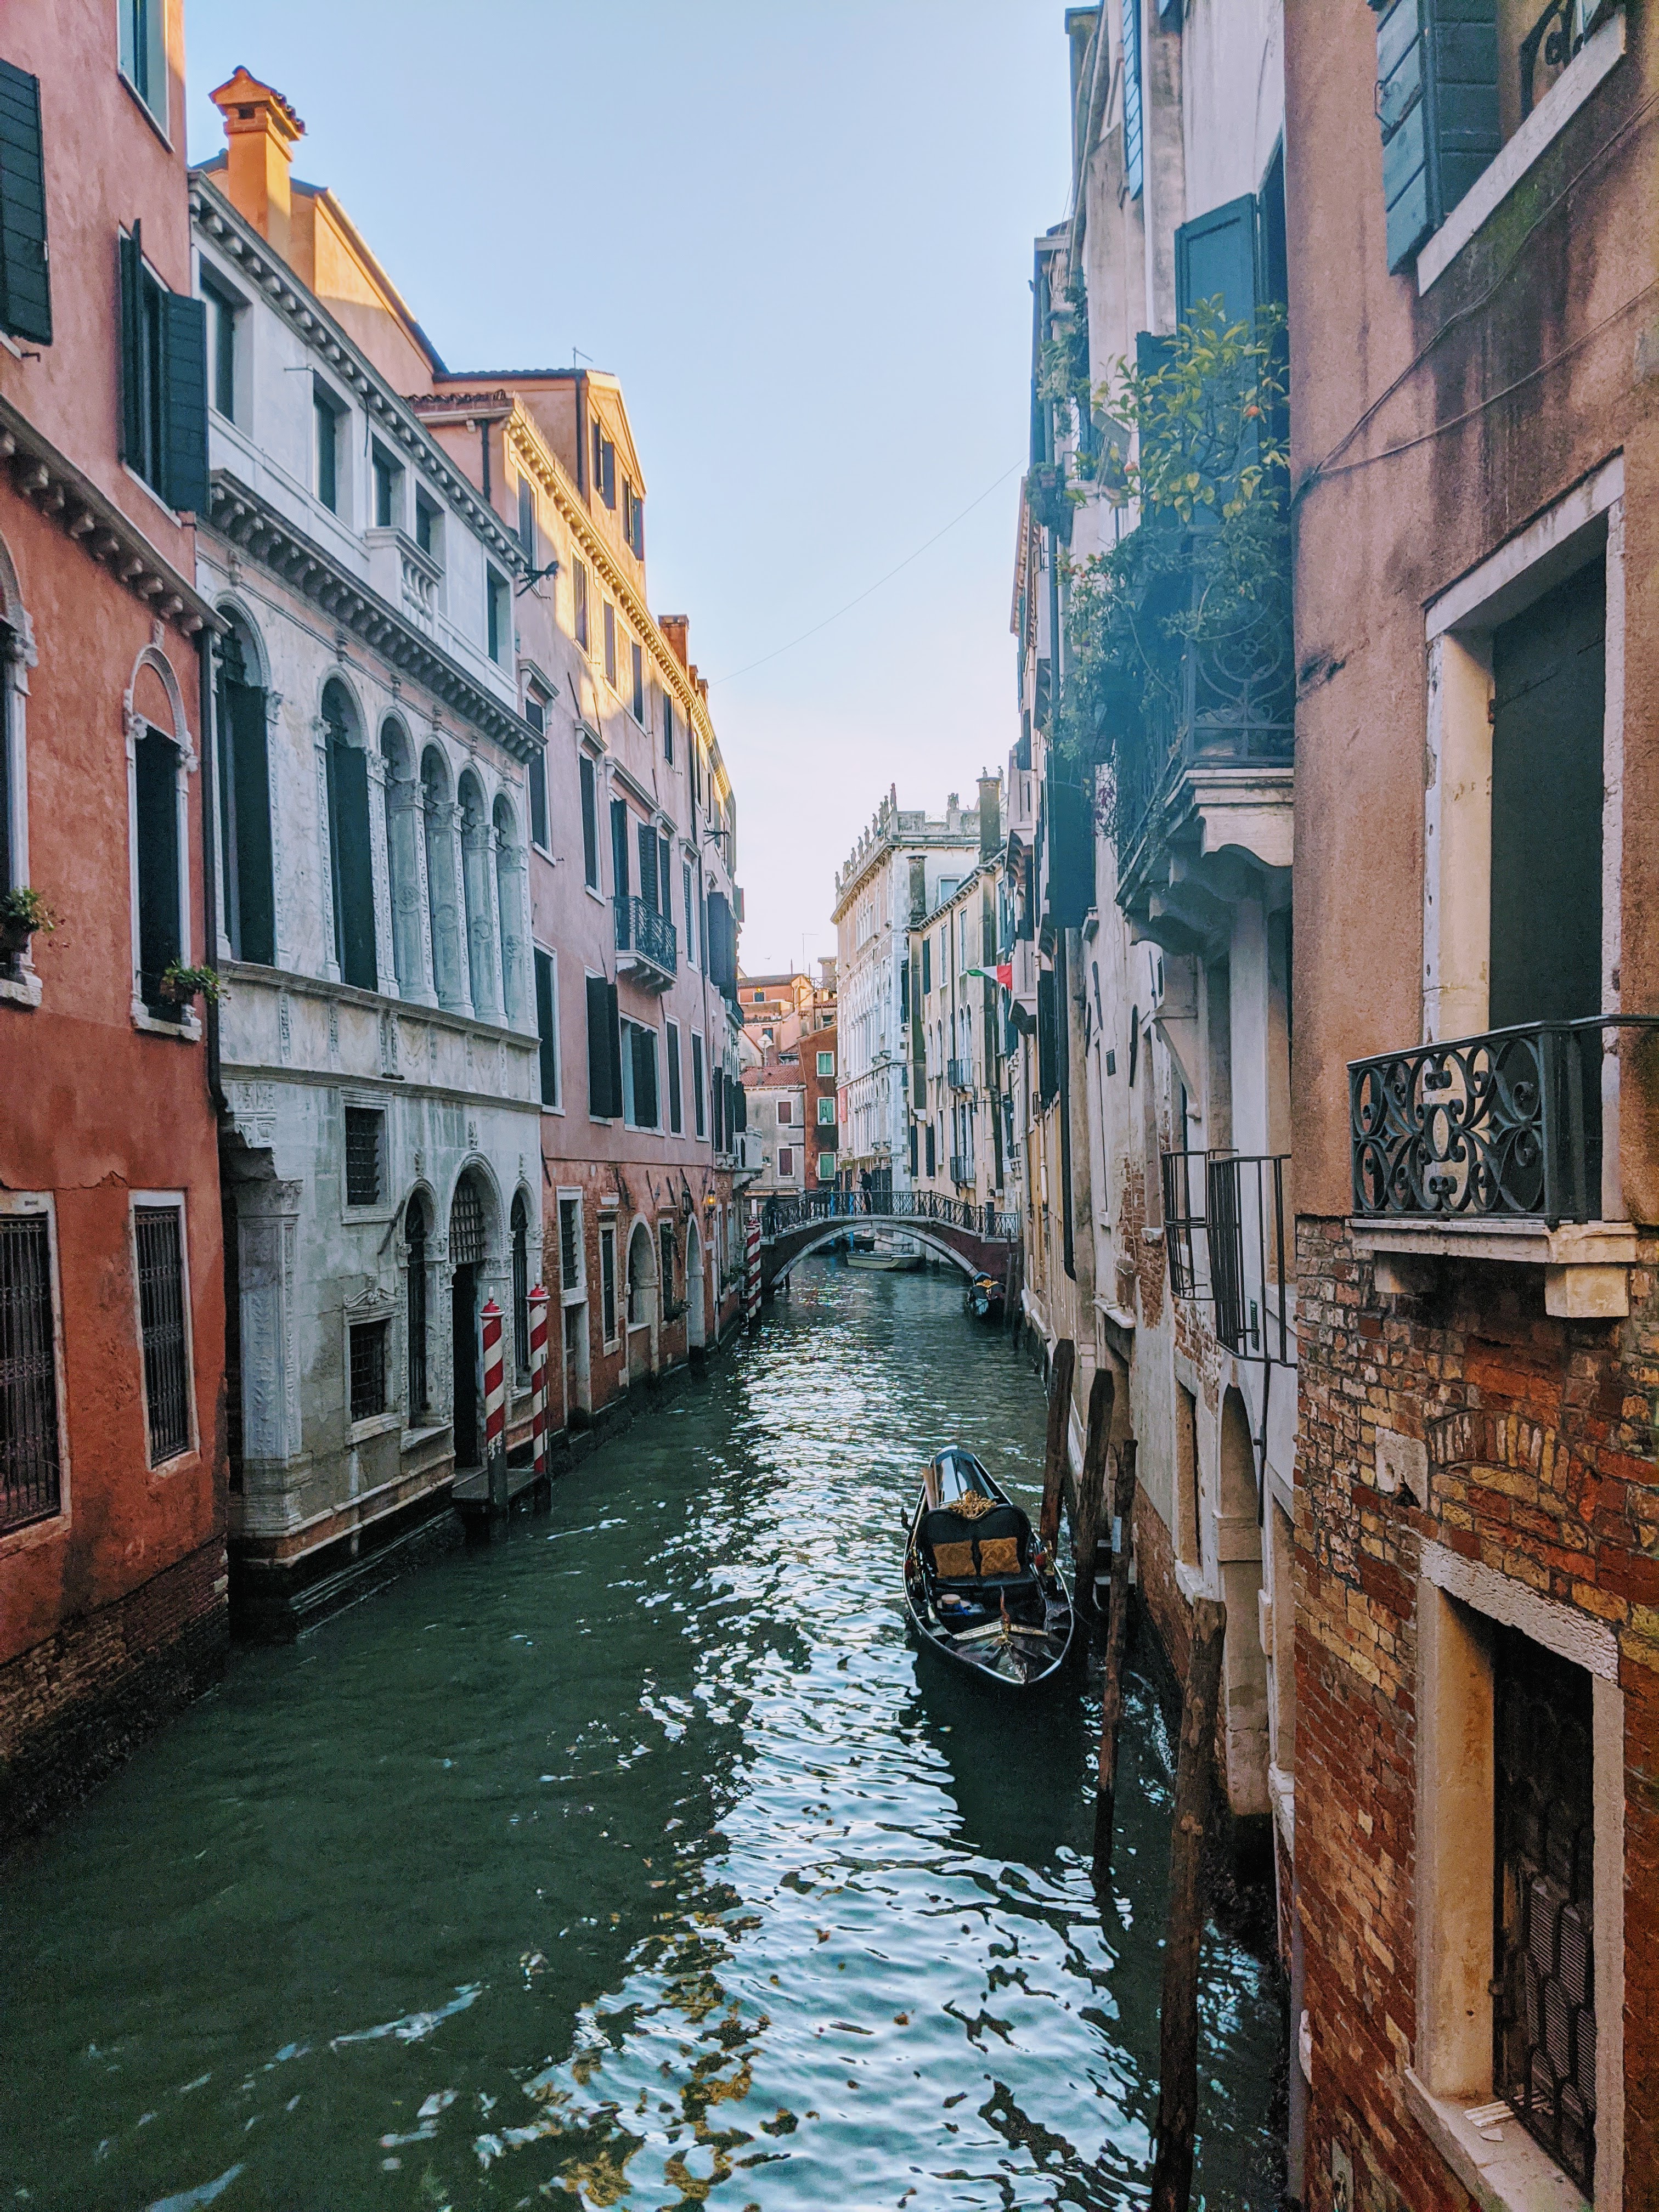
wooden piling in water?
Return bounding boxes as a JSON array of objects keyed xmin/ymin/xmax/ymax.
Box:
[
  {"xmin": 1037, "ymin": 1338, "xmax": 1075, "ymax": 1555},
  {"xmin": 1073, "ymin": 1368, "xmax": 1114, "ymax": 1628},
  {"xmin": 1092, "ymin": 1438, "xmax": 1137, "ymax": 1881},
  {"xmin": 1149, "ymin": 1594, "xmax": 1227, "ymax": 2212}
]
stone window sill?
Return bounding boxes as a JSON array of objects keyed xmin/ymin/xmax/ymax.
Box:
[
  {"xmin": 132, "ymin": 1002, "xmax": 203, "ymax": 1043},
  {"xmin": 1417, "ymin": 11, "xmax": 1626, "ymax": 295},
  {"xmin": 349, "ymin": 1409, "xmax": 403, "ymax": 1447},
  {"xmin": 1350, "ymin": 1217, "xmax": 1638, "ymax": 1318},
  {"xmin": 0, "ymin": 967, "xmax": 42, "ymax": 1008},
  {"xmin": 1403, "ymin": 2070, "xmax": 1588, "ymax": 2212}
]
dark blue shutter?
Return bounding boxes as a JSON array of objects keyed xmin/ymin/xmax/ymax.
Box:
[
  {"xmin": 586, "ymin": 972, "xmax": 612, "ymax": 1116},
  {"xmin": 1374, "ymin": 0, "xmax": 1499, "ymax": 274},
  {"xmin": 637, "ymin": 821, "xmax": 657, "ymax": 912},
  {"xmin": 119, "ymin": 226, "xmax": 143, "ymax": 467},
  {"xmin": 667, "ymin": 1026, "xmax": 682, "ymax": 1132},
  {"xmin": 228, "ymin": 679, "xmax": 274, "ymax": 964},
  {"xmin": 135, "ymin": 729, "xmax": 180, "ymax": 1010},
  {"xmin": 712, "ymin": 1059, "xmax": 725, "ymax": 1149},
  {"xmin": 579, "ymin": 754, "xmax": 598, "ymax": 886},
  {"xmin": 611, "ymin": 798, "xmax": 629, "ymax": 898},
  {"xmin": 1174, "ymin": 194, "xmax": 1259, "ymax": 330},
  {"xmin": 162, "ymin": 291, "xmax": 208, "ymax": 515},
  {"xmin": 0, "ymin": 60, "xmax": 50, "ymax": 346},
  {"xmin": 528, "ymin": 746, "xmax": 548, "ymax": 853},
  {"xmin": 331, "ymin": 742, "xmax": 376, "ymax": 990},
  {"xmin": 535, "ymin": 948, "xmax": 556, "ymax": 1105},
  {"xmin": 606, "ymin": 983, "xmax": 623, "ymax": 1115},
  {"xmin": 1045, "ymin": 779, "xmax": 1094, "ymax": 929}
]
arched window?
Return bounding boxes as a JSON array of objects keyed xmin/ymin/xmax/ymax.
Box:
[
  {"xmin": 380, "ymin": 717, "xmax": 425, "ymax": 997},
  {"xmin": 216, "ymin": 615, "xmax": 274, "ymax": 964},
  {"xmin": 510, "ymin": 1190, "xmax": 529, "ymax": 1376},
  {"xmin": 131, "ymin": 654, "xmax": 187, "ymax": 1019},
  {"xmin": 627, "ymin": 1220, "xmax": 655, "ymax": 1328},
  {"xmin": 493, "ymin": 792, "xmax": 524, "ymax": 1028},
  {"xmin": 406, "ymin": 1192, "xmax": 430, "ymax": 1417},
  {"xmin": 1, "ymin": 530, "xmax": 36, "ymax": 971},
  {"xmin": 457, "ymin": 768, "xmax": 499, "ymax": 1022},
  {"xmin": 322, "ymin": 679, "xmax": 375, "ymax": 990},
  {"xmin": 421, "ymin": 744, "xmax": 464, "ymax": 1011}
]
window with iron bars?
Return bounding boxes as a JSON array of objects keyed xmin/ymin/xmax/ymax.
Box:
[
  {"xmin": 344, "ymin": 1107, "xmax": 384, "ymax": 1208},
  {"xmin": 349, "ymin": 1318, "xmax": 389, "ymax": 1423},
  {"xmin": 559, "ymin": 1198, "xmax": 582, "ymax": 1293},
  {"xmin": 1159, "ymin": 1150, "xmax": 1290, "ymax": 1364},
  {"xmin": 1, "ymin": 1211, "xmax": 61, "ymax": 1531},
  {"xmin": 135, "ymin": 1204, "xmax": 191, "ymax": 1463}
]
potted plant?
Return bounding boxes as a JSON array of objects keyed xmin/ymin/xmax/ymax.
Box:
[
  {"xmin": 157, "ymin": 960, "xmax": 224, "ymax": 1008},
  {"xmin": 0, "ymin": 886, "xmax": 59, "ymax": 959}
]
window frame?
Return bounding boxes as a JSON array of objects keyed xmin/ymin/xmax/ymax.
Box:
[
  {"xmin": 572, "ymin": 558, "xmax": 589, "ymax": 650},
  {"xmin": 348, "ymin": 1314, "xmax": 391, "ymax": 1425},
  {"xmin": 603, "ymin": 600, "xmax": 617, "ymax": 689},
  {"xmin": 556, "ymin": 1190, "xmax": 586, "ymax": 1304},
  {"xmin": 599, "ymin": 1221, "xmax": 619, "ymax": 1349},
  {"xmin": 486, "ymin": 565, "xmax": 511, "ymax": 667},
  {"xmin": 630, "ymin": 636, "xmax": 645, "ymax": 724},
  {"xmin": 129, "ymin": 1192, "xmax": 196, "ymax": 1468},
  {"xmin": 691, "ymin": 1029, "xmax": 707, "ymax": 1138},
  {"xmin": 201, "ymin": 270, "xmax": 241, "ymax": 425},
  {"xmin": 313, "ymin": 378, "xmax": 345, "ymax": 517},
  {"xmin": 119, "ymin": 0, "xmax": 168, "ymax": 136},
  {"xmin": 125, "ymin": 667, "xmax": 198, "ymax": 1039},
  {"xmin": 0, "ymin": 1192, "xmax": 70, "ymax": 1543},
  {"xmin": 341, "ymin": 1101, "xmax": 388, "ymax": 1214},
  {"xmin": 665, "ymin": 1018, "xmax": 682, "ymax": 1134},
  {"xmin": 371, "ymin": 441, "xmax": 403, "ymax": 532},
  {"xmin": 579, "ymin": 749, "xmax": 601, "ymax": 893},
  {"xmin": 817, "ymin": 1050, "xmax": 836, "ymax": 1077},
  {"xmin": 534, "ymin": 942, "xmax": 561, "ymax": 1111}
]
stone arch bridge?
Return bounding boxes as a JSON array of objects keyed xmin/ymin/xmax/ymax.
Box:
[{"xmin": 756, "ymin": 1191, "xmax": 1020, "ymax": 1298}]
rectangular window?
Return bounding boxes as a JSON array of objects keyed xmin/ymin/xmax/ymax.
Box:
[
  {"xmin": 659, "ymin": 1220, "xmax": 675, "ymax": 1309},
  {"xmin": 343, "ymin": 1105, "xmax": 384, "ymax": 1207},
  {"xmin": 487, "ymin": 567, "xmax": 510, "ymax": 665},
  {"xmin": 579, "ymin": 754, "xmax": 600, "ymax": 889},
  {"xmin": 1175, "ymin": 1384, "xmax": 1200, "ymax": 1565},
  {"xmin": 924, "ymin": 1124, "xmax": 936, "ymax": 1178},
  {"xmin": 349, "ymin": 1318, "xmax": 389, "ymax": 1423},
  {"xmin": 817, "ymin": 1095, "xmax": 835, "ymax": 1126},
  {"xmin": 120, "ymin": 0, "xmax": 167, "ymax": 128},
  {"xmin": 921, "ymin": 936, "xmax": 932, "ymax": 995},
  {"xmin": 134, "ymin": 1203, "xmax": 190, "ymax": 1464},
  {"xmin": 558, "ymin": 1197, "xmax": 582, "ymax": 1293},
  {"xmin": 684, "ymin": 862, "xmax": 696, "ymax": 967},
  {"xmin": 611, "ymin": 798, "xmax": 631, "ymax": 901},
  {"xmin": 526, "ymin": 704, "xmax": 549, "ymax": 851},
  {"xmin": 134, "ymin": 724, "xmax": 182, "ymax": 1015},
  {"xmin": 817, "ymin": 1049, "xmax": 835, "ymax": 1077},
  {"xmin": 692, "ymin": 1030, "xmax": 707, "ymax": 1137},
  {"xmin": 603, "ymin": 601, "xmax": 617, "ymax": 687},
  {"xmin": 666, "ymin": 1020, "xmax": 682, "ymax": 1133},
  {"xmin": 120, "ymin": 227, "xmax": 207, "ymax": 513},
  {"xmin": 625, "ymin": 1021, "xmax": 659, "ymax": 1130},
  {"xmin": 415, "ymin": 491, "xmax": 440, "ymax": 563},
  {"xmin": 600, "ymin": 1224, "xmax": 618, "ymax": 1345},
  {"xmin": 314, "ymin": 384, "xmax": 340, "ymax": 514},
  {"xmin": 372, "ymin": 444, "xmax": 401, "ymax": 530},
  {"xmin": 0, "ymin": 61, "xmax": 52, "ymax": 349},
  {"xmin": 778, "ymin": 1147, "xmax": 794, "ymax": 1178},
  {"xmin": 776, "ymin": 1097, "xmax": 793, "ymax": 1126},
  {"xmin": 637, "ymin": 821, "xmax": 658, "ymax": 913},
  {"xmin": 573, "ymin": 558, "xmax": 589, "ymax": 649},
  {"xmin": 517, "ymin": 475, "xmax": 535, "ymax": 558},
  {"xmin": 663, "ymin": 690, "xmax": 675, "ymax": 764},
  {"xmin": 586, "ymin": 972, "xmax": 622, "ymax": 1119},
  {"xmin": 534, "ymin": 947, "xmax": 558, "ymax": 1108},
  {"xmin": 204, "ymin": 276, "xmax": 238, "ymax": 421},
  {"xmin": 712, "ymin": 1057, "xmax": 724, "ymax": 1150},
  {"xmin": 596, "ymin": 433, "xmax": 616, "ymax": 509},
  {"xmin": 0, "ymin": 1209, "xmax": 61, "ymax": 1531},
  {"xmin": 631, "ymin": 638, "xmax": 645, "ymax": 722}
]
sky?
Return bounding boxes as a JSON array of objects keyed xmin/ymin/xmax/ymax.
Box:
[{"xmin": 182, "ymin": 2, "xmax": 1074, "ymax": 974}]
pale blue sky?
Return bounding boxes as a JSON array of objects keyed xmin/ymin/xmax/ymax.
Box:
[{"xmin": 183, "ymin": 2, "xmax": 1073, "ymax": 972}]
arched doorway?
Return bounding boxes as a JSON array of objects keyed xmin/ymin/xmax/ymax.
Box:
[
  {"xmin": 449, "ymin": 1170, "xmax": 490, "ymax": 1468},
  {"xmin": 686, "ymin": 1220, "xmax": 706, "ymax": 1352},
  {"xmin": 405, "ymin": 1191, "xmax": 431, "ymax": 1421},
  {"xmin": 1218, "ymin": 1386, "xmax": 1269, "ymax": 1819},
  {"xmin": 625, "ymin": 1218, "xmax": 657, "ymax": 1379}
]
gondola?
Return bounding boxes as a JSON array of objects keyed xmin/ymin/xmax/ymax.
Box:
[
  {"xmin": 902, "ymin": 1446, "xmax": 1075, "ymax": 1691},
  {"xmin": 962, "ymin": 1271, "xmax": 1005, "ymax": 1322}
]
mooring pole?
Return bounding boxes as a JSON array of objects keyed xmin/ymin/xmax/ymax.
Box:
[
  {"xmin": 1037, "ymin": 1337, "xmax": 1075, "ymax": 1555},
  {"xmin": 527, "ymin": 1285, "xmax": 550, "ymax": 1490},
  {"xmin": 1150, "ymin": 1595, "xmax": 1227, "ymax": 2212},
  {"xmin": 1092, "ymin": 1437, "xmax": 1138, "ymax": 1881},
  {"xmin": 482, "ymin": 1296, "xmax": 507, "ymax": 1516},
  {"xmin": 1073, "ymin": 1368, "xmax": 1114, "ymax": 1629}
]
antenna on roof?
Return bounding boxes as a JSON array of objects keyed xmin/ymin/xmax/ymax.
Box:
[{"xmin": 571, "ymin": 346, "xmax": 591, "ymax": 369}]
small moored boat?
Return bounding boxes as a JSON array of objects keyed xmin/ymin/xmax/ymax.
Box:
[
  {"xmin": 962, "ymin": 1271, "xmax": 1005, "ymax": 1322},
  {"xmin": 903, "ymin": 1447, "xmax": 1074, "ymax": 1691},
  {"xmin": 848, "ymin": 1234, "xmax": 922, "ymax": 1273}
]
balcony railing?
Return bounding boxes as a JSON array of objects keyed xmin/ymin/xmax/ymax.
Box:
[
  {"xmin": 1161, "ymin": 1149, "xmax": 1291, "ymax": 1364},
  {"xmin": 947, "ymin": 1057, "xmax": 972, "ymax": 1091},
  {"xmin": 1350, "ymin": 1017, "xmax": 1659, "ymax": 1229},
  {"xmin": 758, "ymin": 1189, "xmax": 1019, "ymax": 1243},
  {"xmin": 950, "ymin": 1154, "xmax": 973, "ymax": 1186},
  {"xmin": 614, "ymin": 895, "xmax": 677, "ymax": 980}
]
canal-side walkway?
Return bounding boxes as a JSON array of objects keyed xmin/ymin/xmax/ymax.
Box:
[{"xmin": 0, "ymin": 1263, "xmax": 1284, "ymax": 2210}]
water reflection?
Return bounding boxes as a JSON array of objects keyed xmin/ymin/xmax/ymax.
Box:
[{"xmin": 0, "ymin": 1261, "xmax": 1280, "ymax": 2210}]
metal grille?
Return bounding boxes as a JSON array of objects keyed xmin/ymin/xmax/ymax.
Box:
[
  {"xmin": 600, "ymin": 1227, "xmax": 617, "ymax": 1344},
  {"xmin": 1, "ymin": 1214, "xmax": 61, "ymax": 1530},
  {"xmin": 135, "ymin": 1205, "xmax": 190, "ymax": 1463},
  {"xmin": 660, "ymin": 1221, "xmax": 675, "ymax": 1309},
  {"xmin": 407, "ymin": 1205, "xmax": 428, "ymax": 1416},
  {"xmin": 349, "ymin": 1319, "xmax": 388, "ymax": 1423},
  {"xmin": 450, "ymin": 1176, "xmax": 487, "ymax": 1268},
  {"xmin": 511, "ymin": 1195, "xmax": 529, "ymax": 1374},
  {"xmin": 344, "ymin": 1107, "xmax": 383, "ymax": 1207},
  {"xmin": 559, "ymin": 1198, "xmax": 580, "ymax": 1291},
  {"xmin": 1495, "ymin": 1625, "xmax": 1596, "ymax": 2193}
]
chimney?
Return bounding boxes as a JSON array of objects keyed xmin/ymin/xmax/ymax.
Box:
[
  {"xmin": 210, "ymin": 68, "xmax": 303, "ymax": 262},
  {"xmin": 978, "ymin": 770, "xmax": 1001, "ymax": 859},
  {"xmin": 658, "ymin": 614, "xmax": 690, "ymax": 671}
]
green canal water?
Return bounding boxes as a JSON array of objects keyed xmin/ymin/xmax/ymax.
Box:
[{"xmin": 0, "ymin": 1262, "xmax": 1283, "ymax": 2211}]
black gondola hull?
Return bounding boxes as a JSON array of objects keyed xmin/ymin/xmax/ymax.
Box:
[{"xmin": 903, "ymin": 1456, "xmax": 1075, "ymax": 1692}]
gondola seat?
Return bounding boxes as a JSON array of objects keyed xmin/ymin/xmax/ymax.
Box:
[{"xmin": 919, "ymin": 1505, "xmax": 1037, "ymax": 1594}]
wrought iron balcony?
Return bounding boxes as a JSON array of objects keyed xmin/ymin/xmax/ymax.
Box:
[
  {"xmin": 613, "ymin": 895, "xmax": 677, "ymax": 989},
  {"xmin": 1350, "ymin": 1017, "xmax": 1659, "ymax": 1229},
  {"xmin": 947, "ymin": 1057, "xmax": 972, "ymax": 1091},
  {"xmin": 1161, "ymin": 1149, "xmax": 1291, "ymax": 1364}
]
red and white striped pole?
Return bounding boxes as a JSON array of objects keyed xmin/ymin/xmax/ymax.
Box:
[
  {"xmin": 527, "ymin": 1285, "xmax": 550, "ymax": 1480},
  {"xmin": 744, "ymin": 1210, "xmax": 761, "ymax": 1330},
  {"xmin": 481, "ymin": 1296, "xmax": 506, "ymax": 1511}
]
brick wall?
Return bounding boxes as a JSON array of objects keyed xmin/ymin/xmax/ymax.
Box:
[
  {"xmin": 1295, "ymin": 1216, "xmax": 1659, "ymax": 2212},
  {"xmin": 0, "ymin": 1536, "xmax": 228, "ymax": 1853}
]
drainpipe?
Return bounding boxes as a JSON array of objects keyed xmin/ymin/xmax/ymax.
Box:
[{"xmin": 196, "ymin": 627, "xmax": 226, "ymax": 1116}]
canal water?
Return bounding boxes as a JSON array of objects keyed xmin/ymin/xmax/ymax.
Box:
[{"xmin": 0, "ymin": 1262, "xmax": 1283, "ymax": 2211}]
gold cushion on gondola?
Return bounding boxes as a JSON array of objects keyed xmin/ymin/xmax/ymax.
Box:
[
  {"xmin": 932, "ymin": 1540, "xmax": 977, "ymax": 1579},
  {"xmin": 978, "ymin": 1536, "xmax": 1020, "ymax": 1576}
]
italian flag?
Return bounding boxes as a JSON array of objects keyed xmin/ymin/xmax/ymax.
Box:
[{"xmin": 965, "ymin": 964, "xmax": 1014, "ymax": 993}]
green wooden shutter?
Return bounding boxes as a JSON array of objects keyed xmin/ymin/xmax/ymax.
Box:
[
  {"xmin": 1175, "ymin": 194, "xmax": 1259, "ymax": 330},
  {"xmin": 633, "ymin": 1025, "xmax": 658, "ymax": 1128},
  {"xmin": 119, "ymin": 225, "xmax": 144, "ymax": 467},
  {"xmin": 586, "ymin": 972, "xmax": 612, "ymax": 1116},
  {"xmin": 1045, "ymin": 778, "xmax": 1094, "ymax": 929},
  {"xmin": 579, "ymin": 754, "xmax": 598, "ymax": 886},
  {"xmin": 228, "ymin": 679, "xmax": 274, "ymax": 964},
  {"xmin": 135, "ymin": 729, "xmax": 180, "ymax": 1008},
  {"xmin": 667, "ymin": 1025, "xmax": 682, "ymax": 1132},
  {"xmin": 535, "ymin": 948, "xmax": 556, "ymax": 1106},
  {"xmin": 1036, "ymin": 970, "xmax": 1059, "ymax": 1106},
  {"xmin": 332, "ymin": 743, "xmax": 376, "ymax": 991},
  {"xmin": 637, "ymin": 822, "xmax": 657, "ymax": 912},
  {"xmin": 611, "ymin": 798, "xmax": 629, "ymax": 898},
  {"xmin": 162, "ymin": 291, "xmax": 208, "ymax": 515},
  {"xmin": 606, "ymin": 982, "xmax": 624, "ymax": 1118},
  {"xmin": 1374, "ymin": 0, "xmax": 1499, "ymax": 274},
  {"xmin": 0, "ymin": 60, "xmax": 50, "ymax": 346}
]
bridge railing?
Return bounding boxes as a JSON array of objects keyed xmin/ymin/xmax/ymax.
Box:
[{"xmin": 758, "ymin": 1189, "xmax": 1019, "ymax": 1243}]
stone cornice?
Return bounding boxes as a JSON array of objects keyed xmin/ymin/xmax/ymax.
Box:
[
  {"xmin": 189, "ymin": 176, "xmax": 528, "ymax": 579},
  {"xmin": 0, "ymin": 392, "xmax": 219, "ymax": 635},
  {"xmin": 206, "ymin": 470, "xmax": 544, "ymax": 762}
]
